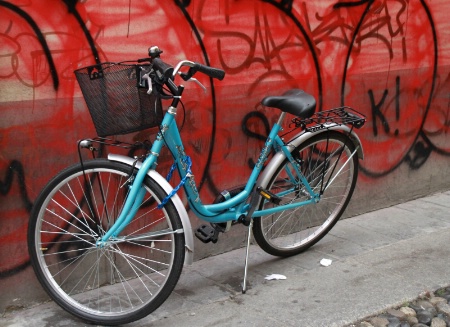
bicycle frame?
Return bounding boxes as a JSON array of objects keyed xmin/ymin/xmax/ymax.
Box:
[
  {"xmin": 27, "ymin": 49, "xmax": 368, "ymax": 324},
  {"xmin": 99, "ymin": 107, "xmax": 323, "ymax": 244}
]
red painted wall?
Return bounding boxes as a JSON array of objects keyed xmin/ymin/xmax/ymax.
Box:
[{"xmin": 1, "ymin": 0, "xmax": 450, "ymax": 308}]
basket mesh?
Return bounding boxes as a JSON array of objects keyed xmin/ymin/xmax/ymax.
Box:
[{"xmin": 74, "ymin": 62, "xmax": 162, "ymax": 136}]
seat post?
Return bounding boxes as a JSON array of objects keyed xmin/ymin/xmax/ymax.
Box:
[{"xmin": 276, "ymin": 112, "xmax": 287, "ymax": 126}]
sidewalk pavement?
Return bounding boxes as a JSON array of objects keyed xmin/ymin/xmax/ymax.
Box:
[{"xmin": 3, "ymin": 191, "xmax": 450, "ymax": 327}]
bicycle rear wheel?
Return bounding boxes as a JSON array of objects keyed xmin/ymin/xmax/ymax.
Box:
[
  {"xmin": 28, "ymin": 159, "xmax": 185, "ymax": 325},
  {"xmin": 253, "ymin": 131, "xmax": 359, "ymax": 257}
]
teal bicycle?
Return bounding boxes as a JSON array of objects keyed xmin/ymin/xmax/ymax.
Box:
[{"xmin": 28, "ymin": 46, "xmax": 365, "ymax": 325}]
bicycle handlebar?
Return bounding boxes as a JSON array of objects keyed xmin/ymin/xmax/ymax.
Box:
[
  {"xmin": 148, "ymin": 49, "xmax": 225, "ymax": 90},
  {"xmin": 153, "ymin": 59, "xmax": 225, "ymax": 82},
  {"xmin": 186, "ymin": 63, "xmax": 225, "ymax": 81},
  {"xmin": 138, "ymin": 46, "xmax": 226, "ymax": 97}
]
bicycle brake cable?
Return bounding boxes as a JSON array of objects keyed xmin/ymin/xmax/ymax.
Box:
[{"xmin": 157, "ymin": 155, "xmax": 192, "ymax": 209}]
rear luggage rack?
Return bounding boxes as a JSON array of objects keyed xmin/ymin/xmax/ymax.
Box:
[{"xmin": 292, "ymin": 107, "xmax": 366, "ymax": 132}]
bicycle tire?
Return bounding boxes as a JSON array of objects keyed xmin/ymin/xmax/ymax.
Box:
[
  {"xmin": 28, "ymin": 159, "xmax": 185, "ymax": 325},
  {"xmin": 253, "ymin": 131, "xmax": 359, "ymax": 257}
]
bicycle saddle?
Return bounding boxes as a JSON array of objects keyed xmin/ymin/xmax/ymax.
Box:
[{"xmin": 261, "ymin": 89, "xmax": 316, "ymax": 118}]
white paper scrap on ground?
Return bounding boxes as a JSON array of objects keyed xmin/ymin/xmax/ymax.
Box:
[
  {"xmin": 264, "ymin": 274, "xmax": 287, "ymax": 280},
  {"xmin": 320, "ymin": 258, "xmax": 332, "ymax": 267}
]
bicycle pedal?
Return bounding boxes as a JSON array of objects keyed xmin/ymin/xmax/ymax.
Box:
[
  {"xmin": 195, "ymin": 224, "xmax": 219, "ymax": 243},
  {"xmin": 257, "ymin": 187, "xmax": 282, "ymax": 205}
]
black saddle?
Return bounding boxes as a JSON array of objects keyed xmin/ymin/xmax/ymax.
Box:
[{"xmin": 261, "ymin": 89, "xmax": 316, "ymax": 118}]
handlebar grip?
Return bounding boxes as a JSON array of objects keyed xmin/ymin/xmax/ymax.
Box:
[
  {"xmin": 152, "ymin": 58, "xmax": 174, "ymax": 80},
  {"xmin": 193, "ymin": 63, "xmax": 225, "ymax": 80}
]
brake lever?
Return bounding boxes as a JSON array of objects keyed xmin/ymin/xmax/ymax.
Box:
[
  {"xmin": 190, "ymin": 77, "xmax": 207, "ymax": 93},
  {"xmin": 142, "ymin": 72, "xmax": 153, "ymax": 95}
]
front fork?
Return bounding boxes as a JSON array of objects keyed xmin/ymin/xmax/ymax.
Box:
[{"xmin": 96, "ymin": 165, "xmax": 152, "ymax": 247}]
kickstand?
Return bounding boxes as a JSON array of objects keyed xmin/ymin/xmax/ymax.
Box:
[
  {"xmin": 242, "ymin": 219, "xmax": 253, "ymax": 294},
  {"xmin": 241, "ymin": 188, "xmax": 261, "ymax": 294}
]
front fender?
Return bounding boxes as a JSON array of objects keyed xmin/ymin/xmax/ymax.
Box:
[
  {"xmin": 257, "ymin": 126, "xmax": 364, "ymax": 191},
  {"xmin": 108, "ymin": 154, "xmax": 194, "ymax": 265}
]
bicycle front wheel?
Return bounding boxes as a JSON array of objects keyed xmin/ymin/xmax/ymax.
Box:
[
  {"xmin": 253, "ymin": 131, "xmax": 359, "ymax": 257},
  {"xmin": 28, "ymin": 159, "xmax": 185, "ymax": 325}
]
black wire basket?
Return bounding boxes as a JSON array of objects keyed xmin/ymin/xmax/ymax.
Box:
[{"xmin": 74, "ymin": 62, "xmax": 163, "ymax": 137}]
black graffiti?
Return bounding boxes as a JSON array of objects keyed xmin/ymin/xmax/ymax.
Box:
[
  {"xmin": 0, "ymin": 160, "xmax": 33, "ymax": 212},
  {"xmin": 63, "ymin": 0, "xmax": 101, "ymax": 64},
  {"xmin": 241, "ymin": 111, "xmax": 271, "ymax": 169},
  {"xmin": 334, "ymin": 0, "xmax": 372, "ymax": 9},
  {"xmin": 0, "ymin": 160, "xmax": 32, "ymax": 278},
  {"xmin": 368, "ymin": 76, "xmax": 401, "ymax": 137},
  {"xmin": 0, "ymin": 0, "xmax": 59, "ymax": 89},
  {"xmin": 369, "ymin": 89, "xmax": 390, "ymax": 136},
  {"xmin": 0, "ymin": 0, "xmax": 447, "ymax": 280},
  {"xmin": 405, "ymin": 135, "xmax": 434, "ymax": 170},
  {"xmin": 340, "ymin": 0, "xmax": 439, "ymax": 178}
]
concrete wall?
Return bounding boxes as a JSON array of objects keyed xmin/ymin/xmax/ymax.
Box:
[{"xmin": 1, "ymin": 0, "xmax": 450, "ymax": 311}]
